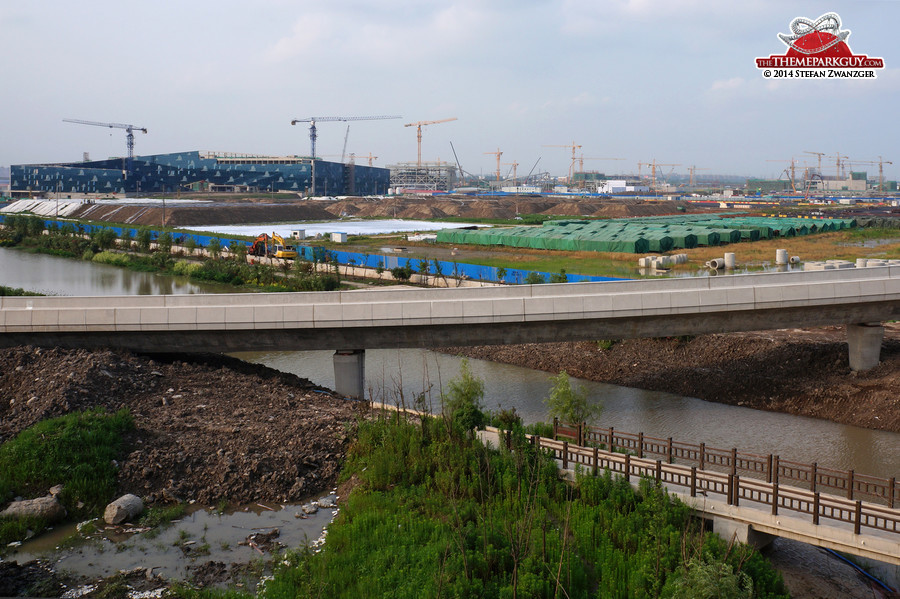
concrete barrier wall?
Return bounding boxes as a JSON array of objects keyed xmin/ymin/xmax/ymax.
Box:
[{"xmin": 3, "ymin": 269, "xmax": 900, "ymax": 338}]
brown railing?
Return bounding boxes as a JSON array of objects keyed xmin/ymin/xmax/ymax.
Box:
[
  {"xmin": 508, "ymin": 430, "xmax": 900, "ymax": 538},
  {"xmin": 553, "ymin": 419, "xmax": 899, "ymax": 509}
]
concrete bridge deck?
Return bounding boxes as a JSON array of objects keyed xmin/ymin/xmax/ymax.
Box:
[{"xmin": 2, "ymin": 266, "xmax": 900, "ymax": 395}]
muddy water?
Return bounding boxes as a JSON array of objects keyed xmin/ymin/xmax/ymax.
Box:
[
  {"xmin": 0, "ymin": 247, "xmax": 233, "ymax": 295},
  {"xmin": 11, "ymin": 495, "xmax": 338, "ymax": 586},
  {"xmin": 236, "ymin": 349, "xmax": 900, "ymax": 479}
]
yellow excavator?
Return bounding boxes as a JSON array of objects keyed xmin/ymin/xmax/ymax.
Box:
[{"xmin": 248, "ymin": 233, "xmax": 298, "ymax": 259}]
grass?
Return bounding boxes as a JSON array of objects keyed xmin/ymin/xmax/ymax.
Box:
[
  {"xmin": 139, "ymin": 503, "xmax": 188, "ymax": 529},
  {"xmin": 255, "ymin": 413, "xmax": 787, "ymax": 599},
  {"xmin": 0, "ymin": 407, "xmax": 134, "ymax": 545}
]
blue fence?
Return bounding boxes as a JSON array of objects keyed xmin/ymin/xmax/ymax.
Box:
[{"xmin": 0, "ymin": 215, "xmax": 627, "ymax": 285}]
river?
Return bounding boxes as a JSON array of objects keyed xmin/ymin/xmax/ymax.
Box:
[{"xmin": 2, "ymin": 247, "xmax": 898, "ymax": 479}]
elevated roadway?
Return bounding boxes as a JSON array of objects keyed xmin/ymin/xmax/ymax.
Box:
[{"xmin": 2, "ymin": 267, "xmax": 900, "ymax": 397}]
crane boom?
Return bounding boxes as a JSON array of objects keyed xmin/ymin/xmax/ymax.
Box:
[
  {"xmin": 289, "ymin": 115, "xmax": 401, "ymax": 197},
  {"xmin": 404, "ymin": 118, "xmax": 458, "ymax": 167},
  {"xmin": 63, "ymin": 118, "xmax": 148, "ymax": 172}
]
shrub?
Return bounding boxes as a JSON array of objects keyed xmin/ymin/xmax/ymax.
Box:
[
  {"xmin": 442, "ymin": 358, "xmax": 486, "ymax": 434},
  {"xmin": 524, "ymin": 271, "xmax": 546, "ymax": 284},
  {"xmin": 544, "ymin": 370, "xmax": 601, "ymax": 426}
]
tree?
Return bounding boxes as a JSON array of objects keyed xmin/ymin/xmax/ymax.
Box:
[
  {"xmin": 119, "ymin": 228, "xmax": 135, "ymax": 250},
  {"xmin": 496, "ymin": 266, "xmax": 507, "ymax": 284},
  {"xmin": 544, "ymin": 371, "xmax": 601, "ymax": 426},
  {"xmin": 183, "ymin": 236, "xmax": 197, "ymax": 255},
  {"xmin": 136, "ymin": 227, "xmax": 153, "ymax": 253},
  {"xmin": 524, "ymin": 271, "xmax": 546, "ymax": 285},
  {"xmin": 443, "ymin": 358, "xmax": 486, "ymax": 435},
  {"xmin": 229, "ymin": 240, "xmax": 247, "ymax": 263},
  {"xmin": 390, "ymin": 264, "xmax": 413, "ymax": 282},
  {"xmin": 375, "ymin": 260, "xmax": 385, "ymax": 280},
  {"xmin": 549, "ymin": 269, "xmax": 568, "ymax": 284},
  {"xmin": 207, "ymin": 237, "xmax": 222, "ymax": 259},
  {"xmin": 157, "ymin": 231, "xmax": 173, "ymax": 255}
]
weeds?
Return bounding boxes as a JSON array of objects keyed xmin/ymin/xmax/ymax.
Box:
[{"xmin": 0, "ymin": 407, "xmax": 134, "ymax": 544}]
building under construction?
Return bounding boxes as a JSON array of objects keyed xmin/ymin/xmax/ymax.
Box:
[
  {"xmin": 388, "ymin": 162, "xmax": 458, "ymax": 193},
  {"xmin": 10, "ymin": 151, "xmax": 390, "ymax": 197}
]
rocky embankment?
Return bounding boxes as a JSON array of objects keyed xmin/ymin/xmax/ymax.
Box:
[
  {"xmin": 443, "ymin": 325, "xmax": 900, "ymax": 433},
  {"xmin": 0, "ymin": 347, "xmax": 361, "ymax": 505}
]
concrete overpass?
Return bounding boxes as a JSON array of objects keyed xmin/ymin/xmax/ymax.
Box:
[{"xmin": 2, "ymin": 267, "xmax": 900, "ymax": 397}]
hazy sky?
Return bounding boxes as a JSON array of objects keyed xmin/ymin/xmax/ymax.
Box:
[{"xmin": 1, "ymin": 1, "xmax": 897, "ymax": 180}]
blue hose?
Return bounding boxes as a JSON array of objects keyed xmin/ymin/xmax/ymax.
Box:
[{"xmin": 823, "ymin": 547, "xmax": 895, "ymax": 593}]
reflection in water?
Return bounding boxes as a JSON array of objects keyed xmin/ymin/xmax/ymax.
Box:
[
  {"xmin": 0, "ymin": 247, "xmax": 233, "ymax": 296},
  {"xmin": 234, "ymin": 348, "xmax": 900, "ymax": 479}
]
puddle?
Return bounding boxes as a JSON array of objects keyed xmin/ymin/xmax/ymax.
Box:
[
  {"xmin": 839, "ymin": 238, "xmax": 900, "ymax": 248},
  {"xmin": 8, "ymin": 494, "xmax": 338, "ymax": 588}
]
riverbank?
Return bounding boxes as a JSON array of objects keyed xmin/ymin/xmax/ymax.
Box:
[{"xmin": 441, "ymin": 324, "xmax": 900, "ymax": 433}]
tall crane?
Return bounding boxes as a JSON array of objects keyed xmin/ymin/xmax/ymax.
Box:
[
  {"xmin": 502, "ymin": 161, "xmax": 520, "ymax": 185},
  {"xmin": 290, "ymin": 115, "xmax": 401, "ymax": 160},
  {"xmin": 350, "ymin": 152, "xmax": 378, "ymax": 167},
  {"xmin": 63, "ymin": 118, "xmax": 148, "ymax": 172},
  {"xmin": 404, "ymin": 118, "xmax": 457, "ymax": 167},
  {"xmin": 847, "ymin": 157, "xmax": 893, "ymax": 192},
  {"xmin": 687, "ymin": 166, "xmax": 710, "ymax": 187},
  {"xmin": 290, "ymin": 115, "xmax": 400, "ymax": 196},
  {"xmin": 543, "ymin": 142, "xmax": 582, "ymax": 180},
  {"xmin": 766, "ymin": 158, "xmax": 799, "ymax": 192},
  {"xmin": 828, "ymin": 152, "xmax": 849, "ymax": 179},
  {"xmin": 576, "ymin": 155, "xmax": 625, "ymax": 174},
  {"xmin": 484, "ymin": 148, "xmax": 503, "ymax": 182},
  {"xmin": 638, "ymin": 160, "xmax": 681, "ymax": 193},
  {"xmin": 803, "ymin": 151, "xmax": 826, "ymax": 175}
]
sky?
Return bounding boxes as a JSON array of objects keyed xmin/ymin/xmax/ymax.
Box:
[{"xmin": 1, "ymin": 0, "xmax": 898, "ymax": 181}]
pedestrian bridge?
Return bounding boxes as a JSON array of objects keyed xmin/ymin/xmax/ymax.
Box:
[
  {"xmin": 477, "ymin": 422, "xmax": 900, "ymax": 567},
  {"xmin": 2, "ymin": 267, "xmax": 900, "ymax": 397}
]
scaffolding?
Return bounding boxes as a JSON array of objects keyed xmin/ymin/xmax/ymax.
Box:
[{"xmin": 388, "ymin": 162, "xmax": 458, "ymax": 192}]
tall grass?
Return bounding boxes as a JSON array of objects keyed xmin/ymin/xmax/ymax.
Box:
[
  {"xmin": 257, "ymin": 414, "xmax": 787, "ymax": 599},
  {"xmin": 0, "ymin": 408, "xmax": 134, "ymax": 544}
]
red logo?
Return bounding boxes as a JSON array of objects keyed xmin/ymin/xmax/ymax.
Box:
[{"xmin": 756, "ymin": 13, "xmax": 884, "ymax": 78}]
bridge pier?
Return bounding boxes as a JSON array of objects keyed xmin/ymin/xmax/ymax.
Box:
[
  {"xmin": 333, "ymin": 349, "xmax": 365, "ymax": 399},
  {"xmin": 847, "ymin": 323, "xmax": 884, "ymax": 371},
  {"xmin": 708, "ymin": 516, "xmax": 776, "ymax": 550}
]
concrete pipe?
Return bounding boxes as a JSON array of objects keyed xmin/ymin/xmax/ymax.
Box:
[
  {"xmin": 775, "ymin": 249, "xmax": 788, "ymax": 265},
  {"xmin": 856, "ymin": 258, "xmax": 868, "ymax": 268},
  {"xmin": 789, "ymin": 256, "xmax": 800, "ymax": 264},
  {"xmin": 724, "ymin": 253, "xmax": 736, "ymax": 269},
  {"xmin": 708, "ymin": 258, "xmax": 726, "ymax": 270}
]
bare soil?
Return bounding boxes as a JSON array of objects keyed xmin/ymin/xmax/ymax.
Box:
[
  {"xmin": 442, "ymin": 324, "xmax": 900, "ymax": 433},
  {"xmin": 0, "ymin": 347, "xmax": 362, "ymax": 505},
  {"xmin": 66, "ymin": 195, "xmax": 718, "ymax": 227}
]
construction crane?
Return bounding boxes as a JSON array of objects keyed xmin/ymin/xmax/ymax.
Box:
[
  {"xmin": 687, "ymin": 166, "xmax": 710, "ymax": 187},
  {"xmin": 543, "ymin": 142, "xmax": 582, "ymax": 180},
  {"xmin": 62, "ymin": 118, "xmax": 148, "ymax": 172},
  {"xmin": 847, "ymin": 157, "xmax": 894, "ymax": 192},
  {"xmin": 484, "ymin": 148, "xmax": 503, "ymax": 182},
  {"xmin": 638, "ymin": 160, "xmax": 681, "ymax": 193},
  {"xmin": 404, "ymin": 118, "xmax": 457, "ymax": 167},
  {"xmin": 349, "ymin": 152, "xmax": 378, "ymax": 167},
  {"xmin": 290, "ymin": 115, "xmax": 401, "ymax": 160},
  {"xmin": 766, "ymin": 158, "xmax": 799, "ymax": 192},
  {"xmin": 828, "ymin": 152, "xmax": 849, "ymax": 179},
  {"xmin": 576, "ymin": 155, "xmax": 625, "ymax": 173},
  {"xmin": 803, "ymin": 151, "xmax": 826, "ymax": 175},
  {"xmin": 290, "ymin": 115, "xmax": 400, "ymax": 196},
  {"xmin": 502, "ymin": 161, "xmax": 520, "ymax": 186}
]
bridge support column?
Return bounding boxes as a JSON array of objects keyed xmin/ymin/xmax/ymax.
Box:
[
  {"xmin": 847, "ymin": 323, "xmax": 884, "ymax": 371},
  {"xmin": 333, "ymin": 349, "xmax": 365, "ymax": 399},
  {"xmin": 709, "ymin": 517, "xmax": 775, "ymax": 551}
]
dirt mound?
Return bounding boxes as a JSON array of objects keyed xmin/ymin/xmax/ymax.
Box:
[
  {"xmin": 0, "ymin": 347, "xmax": 361, "ymax": 505},
  {"xmin": 442, "ymin": 326, "xmax": 900, "ymax": 433}
]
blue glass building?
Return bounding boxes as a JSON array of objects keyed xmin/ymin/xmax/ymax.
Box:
[{"xmin": 10, "ymin": 151, "xmax": 389, "ymax": 196}]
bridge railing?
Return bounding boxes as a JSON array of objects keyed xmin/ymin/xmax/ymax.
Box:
[
  {"xmin": 521, "ymin": 430, "xmax": 900, "ymax": 537},
  {"xmin": 555, "ymin": 420, "xmax": 899, "ymax": 508}
]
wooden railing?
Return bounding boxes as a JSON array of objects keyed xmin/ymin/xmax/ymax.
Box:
[
  {"xmin": 552, "ymin": 419, "xmax": 899, "ymax": 509},
  {"xmin": 504, "ymin": 429, "xmax": 900, "ymax": 538}
]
